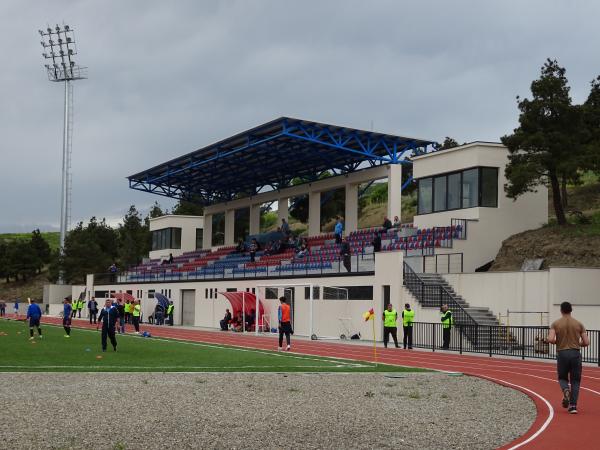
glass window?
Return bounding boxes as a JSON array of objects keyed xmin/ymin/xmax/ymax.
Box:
[
  {"xmin": 481, "ymin": 167, "xmax": 498, "ymax": 207},
  {"xmin": 462, "ymin": 169, "xmax": 478, "ymax": 208},
  {"xmin": 171, "ymin": 228, "xmax": 182, "ymax": 249},
  {"xmin": 418, "ymin": 178, "xmax": 433, "ymax": 214},
  {"xmin": 447, "ymin": 173, "xmax": 461, "ymax": 209},
  {"xmin": 433, "ymin": 176, "xmax": 447, "ymax": 212}
]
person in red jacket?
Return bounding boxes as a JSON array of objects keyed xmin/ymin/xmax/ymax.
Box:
[{"xmin": 278, "ymin": 297, "xmax": 292, "ymax": 351}]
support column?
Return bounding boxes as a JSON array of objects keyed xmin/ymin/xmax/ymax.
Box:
[
  {"xmin": 202, "ymin": 213, "xmax": 212, "ymax": 249},
  {"xmin": 249, "ymin": 204, "xmax": 260, "ymax": 235},
  {"xmin": 387, "ymin": 164, "xmax": 402, "ymax": 221},
  {"xmin": 277, "ymin": 197, "xmax": 289, "ymax": 224},
  {"xmin": 344, "ymin": 184, "xmax": 358, "ymax": 234},
  {"xmin": 225, "ymin": 209, "xmax": 235, "ymax": 245},
  {"xmin": 308, "ymin": 191, "xmax": 321, "ymax": 236}
]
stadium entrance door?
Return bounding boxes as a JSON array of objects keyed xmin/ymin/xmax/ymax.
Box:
[{"xmin": 181, "ymin": 289, "xmax": 195, "ymax": 326}]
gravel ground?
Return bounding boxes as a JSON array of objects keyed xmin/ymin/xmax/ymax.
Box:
[{"xmin": 0, "ymin": 372, "xmax": 535, "ymax": 450}]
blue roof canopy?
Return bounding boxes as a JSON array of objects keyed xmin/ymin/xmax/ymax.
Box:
[{"xmin": 128, "ymin": 117, "xmax": 437, "ymax": 205}]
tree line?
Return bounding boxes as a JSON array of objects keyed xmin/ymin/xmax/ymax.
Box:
[{"xmin": 0, "ymin": 230, "xmax": 52, "ymax": 282}]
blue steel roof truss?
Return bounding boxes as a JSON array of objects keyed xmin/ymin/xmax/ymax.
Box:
[{"xmin": 128, "ymin": 117, "xmax": 436, "ymax": 205}]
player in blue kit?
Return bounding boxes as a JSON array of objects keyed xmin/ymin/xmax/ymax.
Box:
[
  {"xmin": 63, "ymin": 298, "xmax": 73, "ymax": 338},
  {"xmin": 26, "ymin": 299, "xmax": 43, "ymax": 340}
]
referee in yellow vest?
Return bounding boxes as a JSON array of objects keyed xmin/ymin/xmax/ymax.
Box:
[
  {"xmin": 402, "ymin": 303, "xmax": 415, "ymax": 349},
  {"xmin": 382, "ymin": 303, "xmax": 399, "ymax": 348},
  {"xmin": 132, "ymin": 300, "xmax": 141, "ymax": 334}
]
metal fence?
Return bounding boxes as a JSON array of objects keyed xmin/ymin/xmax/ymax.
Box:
[
  {"xmin": 410, "ymin": 322, "xmax": 600, "ymax": 365},
  {"xmin": 95, "ymin": 253, "xmax": 376, "ymax": 284}
]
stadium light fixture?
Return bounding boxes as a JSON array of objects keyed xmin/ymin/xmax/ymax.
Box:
[{"xmin": 39, "ymin": 23, "xmax": 87, "ymax": 284}]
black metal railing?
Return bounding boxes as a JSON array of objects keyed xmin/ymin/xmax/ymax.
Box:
[
  {"xmin": 95, "ymin": 252, "xmax": 377, "ymax": 284},
  {"xmin": 421, "ymin": 253, "xmax": 464, "ymax": 274},
  {"xmin": 410, "ymin": 322, "xmax": 600, "ymax": 366},
  {"xmin": 450, "ymin": 218, "xmax": 468, "ymax": 240}
]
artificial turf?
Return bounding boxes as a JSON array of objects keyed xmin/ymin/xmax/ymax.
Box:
[{"xmin": 0, "ymin": 319, "xmax": 427, "ymax": 373}]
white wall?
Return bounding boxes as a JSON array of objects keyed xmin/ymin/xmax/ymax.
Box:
[
  {"xmin": 412, "ymin": 143, "xmax": 548, "ymax": 272},
  {"xmin": 149, "ymin": 215, "xmax": 204, "ymax": 259}
]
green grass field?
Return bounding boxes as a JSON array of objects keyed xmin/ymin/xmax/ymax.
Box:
[
  {"xmin": 0, "ymin": 231, "xmax": 60, "ymax": 251},
  {"xmin": 0, "ymin": 320, "xmax": 425, "ymax": 373}
]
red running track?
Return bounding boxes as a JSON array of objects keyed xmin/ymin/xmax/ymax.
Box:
[{"xmin": 40, "ymin": 317, "xmax": 600, "ymax": 449}]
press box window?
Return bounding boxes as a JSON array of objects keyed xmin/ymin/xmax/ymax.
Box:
[{"xmin": 151, "ymin": 227, "xmax": 182, "ymax": 251}]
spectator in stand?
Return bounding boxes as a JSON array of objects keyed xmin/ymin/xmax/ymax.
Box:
[
  {"xmin": 220, "ymin": 309, "xmax": 232, "ymax": 331},
  {"xmin": 393, "ymin": 216, "xmax": 400, "ymax": 228},
  {"xmin": 162, "ymin": 253, "xmax": 174, "ymax": 265},
  {"xmin": 108, "ymin": 262, "xmax": 118, "ymax": 282},
  {"xmin": 88, "ymin": 297, "xmax": 98, "ymax": 324},
  {"xmin": 249, "ymin": 238, "xmax": 260, "ymax": 263},
  {"xmin": 263, "ymin": 241, "xmax": 274, "ymax": 256},
  {"xmin": 236, "ymin": 239, "xmax": 246, "ymax": 253},
  {"xmin": 0, "ymin": 300, "xmax": 6, "ymax": 317},
  {"xmin": 334, "ymin": 216, "xmax": 344, "ymax": 244},
  {"xmin": 26, "ymin": 299, "xmax": 43, "ymax": 340},
  {"xmin": 382, "ymin": 216, "xmax": 392, "ymax": 230},
  {"xmin": 372, "ymin": 232, "xmax": 382, "ymax": 252},
  {"xmin": 296, "ymin": 243, "xmax": 309, "ymax": 258},
  {"xmin": 281, "ymin": 218, "xmax": 290, "ymax": 235},
  {"xmin": 287, "ymin": 235, "xmax": 297, "ymax": 249},
  {"xmin": 116, "ymin": 299, "xmax": 126, "ymax": 334},
  {"xmin": 340, "ymin": 238, "xmax": 351, "ymax": 273}
]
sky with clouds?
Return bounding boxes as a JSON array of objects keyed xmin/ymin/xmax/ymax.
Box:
[{"xmin": 1, "ymin": 0, "xmax": 599, "ymax": 232}]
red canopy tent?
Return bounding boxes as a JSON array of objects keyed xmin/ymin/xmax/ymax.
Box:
[
  {"xmin": 111, "ymin": 292, "xmax": 136, "ymax": 302},
  {"xmin": 217, "ymin": 291, "xmax": 270, "ymax": 331}
]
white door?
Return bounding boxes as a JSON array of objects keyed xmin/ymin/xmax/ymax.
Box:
[{"xmin": 181, "ymin": 290, "xmax": 196, "ymax": 326}]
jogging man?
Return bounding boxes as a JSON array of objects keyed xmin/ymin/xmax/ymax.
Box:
[
  {"xmin": 278, "ymin": 297, "xmax": 292, "ymax": 351},
  {"xmin": 62, "ymin": 298, "xmax": 72, "ymax": 338},
  {"xmin": 546, "ymin": 301, "xmax": 590, "ymax": 414},
  {"xmin": 382, "ymin": 303, "xmax": 399, "ymax": 348},
  {"xmin": 97, "ymin": 298, "xmax": 119, "ymax": 352},
  {"xmin": 26, "ymin": 299, "xmax": 43, "ymax": 340}
]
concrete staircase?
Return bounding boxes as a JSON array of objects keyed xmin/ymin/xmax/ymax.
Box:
[{"xmin": 416, "ymin": 273, "xmax": 499, "ymax": 326}]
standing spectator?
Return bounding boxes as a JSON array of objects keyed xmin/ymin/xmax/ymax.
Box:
[
  {"xmin": 62, "ymin": 298, "xmax": 72, "ymax": 338},
  {"xmin": 382, "ymin": 216, "xmax": 392, "ymax": 230},
  {"xmin": 97, "ymin": 299, "xmax": 119, "ymax": 352},
  {"xmin": 249, "ymin": 238, "xmax": 260, "ymax": 263},
  {"xmin": 382, "ymin": 303, "xmax": 399, "ymax": 348},
  {"xmin": 76, "ymin": 297, "xmax": 84, "ymax": 318},
  {"xmin": 124, "ymin": 300, "xmax": 132, "ymax": 324},
  {"xmin": 116, "ymin": 299, "xmax": 126, "ymax": 334},
  {"xmin": 70, "ymin": 298, "xmax": 77, "ymax": 318},
  {"xmin": 393, "ymin": 216, "xmax": 401, "ymax": 228},
  {"xmin": 440, "ymin": 304, "xmax": 453, "ymax": 350},
  {"xmin": 402, "ymin": 303, "xmax": 415, "ymax": 349},
  {"xmin": 132, "ymin": 300, "xmax": 142, "ymax": 334},
  {"xmin": 108, "ymin": 262, "xmax": 118, "ymax": 282},
  {"xmin": 334, "ymin": 217, "xmax": 344, "ymax": 244},
  {"xmin": 236, "ymin": 239, "xmax": 246, "ymax": 253},
  {"xmin": 281, "ymin": 218, "xmax": 290, "ymax": 235},
  {"xmin": 88, "ymin": 297, "xmax": 98, "ymax": 324},
  {"xmin": 0, "ymin": 300, "xmax": 6, "ymax": 317},
  {"xmin": 154, "ymin": 304, "xmax": 164, "ymax": 326},
  {"xmin": 371, "ymin": 232, "xmax": 382, "ymax": 252},
  {"xmin": 278, "ymin": 297, "xmax": 292, "ymax": 351},
  {"xmin": 26, "ymin": 299, "xmax": 43, "ymax": 340},
  {"xmin": 220, "ymin": 309, "xmax": 232, "ymax": 331},
  {"xmin": 340, "ymin": 238, "xmax": 351, "ymax": 273},
  {"xmin": 13, "ymin": 299, "xmax": 19, "ymax": 319},
  {"xmin": 545, "ymin": 302, "xmax": 590, "ymax": 414},
  {"xmin": 166, "ymin": 301, "xmax": 174, "ymax": 326}
]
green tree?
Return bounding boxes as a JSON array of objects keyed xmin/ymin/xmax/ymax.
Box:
[
  {"xmin": 119, "ymin": 205, "xmax": 150, "ymax": 268},
  {"xmin": 0, "ymin": 242, "xmax": 9, "ymax": 282},
  {"xmin": 171, "ymin": 199, "xmax": 204, "ymax": 216},
  {"xmin": 583, "ymin": 76, "xmax": 600, "ymax": 173},
  {"xmin": 438, "ymin": 137, "xmax": 460, "ymax": 150},
  {"xmin": 30, "ymin": 229, "xmax": 51, "ymax": 273},
  {"xmin": 9, "ymin": 240, "xmax": 40, "ymax": 281},
  {"xmin": 501, "ymin": 59, "xmax": 583, "ymax": 225}
]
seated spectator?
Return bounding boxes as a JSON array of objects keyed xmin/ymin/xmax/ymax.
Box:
[
  {"xmin": 287, "ymin": 235, "xmax": 297, "ymax": 249},
  {"xmin": 393, "ymin": 216, "xmax": 400, "ymax": 227},
  {"xmin": 236, "ymin": 239, "xmax": 246, "ymax": 253},
  {"xmin": 263, "ymin": 240, "xmax": 274, "ymax": 256},
  {"xmin": 271, "ymin": 239, "xmax": 282, "ymax": 255},
  {"xmin": 245, "ymin": 308, "xmax": 256, "ymax": 331},
  {"xmin": 231, "ymin": 313, "xmax": 244, "ymax": 332},
  {"xmin": 161, "ymin": 253, "xmax": 174, "ymax": 265},
  {"xmin": 296, "ymin": 243, "xmax": 309, "ymax": 258},
  {"xmin": 382, "ymin": 216, "xmax": 392, "ymax": 230},
  {"xmin": 372, "ymin": 232, "xmax": 382, "ymax": 252},
  {"xmin": 220, "ymin": 309, "xmax": 232, "ymax": 331}
]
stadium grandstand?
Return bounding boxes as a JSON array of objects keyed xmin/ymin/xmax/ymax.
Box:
[{"xmin": 44, "ymin": 117, "xmax": 600, "ymax": 363}]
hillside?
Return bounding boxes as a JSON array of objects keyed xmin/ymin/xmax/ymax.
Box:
[
  {"xmin": 491, "ymin": 179, "xmax": 600, "ymax": 271},
  {"xmin": 0, "ymin": 231, "xmax": 60, "ymax": 252},
  {"xmin": 0, "ymin": 270, "xmax": 47, "ymax": 300}
]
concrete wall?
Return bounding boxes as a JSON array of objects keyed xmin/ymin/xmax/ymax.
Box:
[
  {"xmin": 444, "ymin": 267, "xmax": 600, "ymax": 329},
  {"xmin": 412, "ymin": 143, "xmax": 548, "ymax": 272},
  {"xmin": 149, "ymin": 215, "xmax": 204, "ymax": 259}
]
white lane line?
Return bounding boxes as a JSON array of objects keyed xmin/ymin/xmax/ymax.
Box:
[
  {"xmin": 0, "ymin": 364, "xmax": 365, "ymax": 370},
  {"xmin": 477, "ymin": 374, "xmax": 554, "ymax": 450}
]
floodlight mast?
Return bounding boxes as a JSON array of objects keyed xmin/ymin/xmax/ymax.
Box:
[{"xmin": 39, "ymin": 24, "xmax": 87, "ymax": 284}]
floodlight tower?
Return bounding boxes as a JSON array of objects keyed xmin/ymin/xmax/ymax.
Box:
[{"xmin": 39, "ymin": 24, "xmax": 87, "ymax": 283}]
